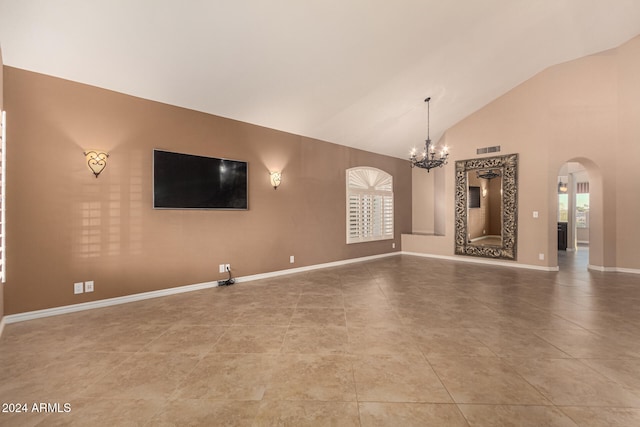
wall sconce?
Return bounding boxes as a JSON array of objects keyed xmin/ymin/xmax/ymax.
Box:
[
  {"xmin": 269, "ymin": 171, "xmax": 282, "ymax": 189},
  {"xmin": 482, "ymin": 187, "xmax": 488, "ymax": 198},
  {"xmin": 84, "ymin": 150, "xmax": 109, "ymax": 178}
]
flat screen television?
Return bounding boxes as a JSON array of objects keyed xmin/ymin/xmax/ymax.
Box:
[
  {"xmin": 153, "ymin": 149, "xmax": 248, "ymax": 210},
  {"xmin": 468, "ymin": 186, "xmax": 481, "ymax": 208}
]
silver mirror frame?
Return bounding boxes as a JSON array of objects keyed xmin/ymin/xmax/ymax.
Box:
[{"xmin": 455, "ymin": 153, "xmax": 518, "ymax": 260}]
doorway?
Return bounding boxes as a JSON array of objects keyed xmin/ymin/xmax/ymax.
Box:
[{"xmin": 556, "ymin": 161, "xmax": 590, "ymax": 269}]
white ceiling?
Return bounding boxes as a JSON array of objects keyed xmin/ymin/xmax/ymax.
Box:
[{"xmin": 1, "ymin": 0, "xmax": 639, "ymax": 159}]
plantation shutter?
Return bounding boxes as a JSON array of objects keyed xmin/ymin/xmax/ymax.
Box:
[
  {"xmin": 577, "ymin": 182, "xmax": 589, "ymax": 194},
  {"xmin": 346, "ymin": 167, "xmax": 394, "ymax": 244}
]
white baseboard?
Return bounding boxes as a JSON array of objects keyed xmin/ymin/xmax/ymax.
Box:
[
  {"xmin": 4, "ymin": 280, "xmax": 219, "ymax": 324},
  {"xmin": 402, "ymin": 251, "xmax": 560, "ymax": 272},
  {"xmin": 616, "ymin": 267, "xmax": 640, "ymax": 274},
  {"xmin": 237, "ymin": 252, "xmax": 399, "ymax": 282},
  {"xmin": 588, "ymin": 264, "xmax": 640, "ymax": 274},
  {"xmin": 4, "ymin": 252, "xmax": 400, "ymax": 324}
]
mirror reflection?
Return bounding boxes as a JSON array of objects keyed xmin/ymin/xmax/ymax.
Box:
[{"xmin": 467, "ymin": 169, "xmax": 502, "ymax": 247}]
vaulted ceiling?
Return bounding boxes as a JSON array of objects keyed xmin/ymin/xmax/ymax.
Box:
[{"xmin": 1, "ymin": 1, "xmax": 639, "ymax": 158}]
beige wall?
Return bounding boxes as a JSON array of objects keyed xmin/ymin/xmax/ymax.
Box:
[
  {"xmin": 576, "ymin": 227, "xmax": 589, "ymax": 244},
  {"xmin": 3, "ymin": 67, "xmax": 411, "ymax": 315},
  {"xmin": 0, "ymin": 47, "xmax": 4, "ymax": 320},
  {"xmin": 411, "ymin": 168, "xmax": 435, "ymax": 234},
  {"xmin": 408, "ymin": 34, "xmax": 640, "ymax": 270},
  {"xmin": 487, "ymin": 178, "xmax": 501, "ymax": 236},
  {"xmin": 616, "ymin": 35, "xmax": 640, "ymax": 269}
]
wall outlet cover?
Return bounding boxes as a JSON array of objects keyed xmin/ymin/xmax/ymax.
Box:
[{"xmin": 74, "ymin": 282, "xmax": 84, "ymax": 294}]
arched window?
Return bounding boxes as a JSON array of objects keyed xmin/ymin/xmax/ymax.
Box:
[{"xmin": 346, "ymin": 167, "xmax": 393, "ymax": 244}]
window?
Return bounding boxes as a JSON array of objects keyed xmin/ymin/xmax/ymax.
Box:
[
  {"xmin": 346, "ymin": 167, "xmax": 393, "ymax": 244},
  {"xmin": 576, "ymin": 182, "xmax": 589, "ymax": 229},
  {"xmin": 558, "ymin": 194, "xmax": 568, "ymax": 222},
  {"xmin": 557, "ymin": 181, "xmax": 589, "ymax": 228}
]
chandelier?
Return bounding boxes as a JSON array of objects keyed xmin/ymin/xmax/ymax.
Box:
[{"xmin": 410, "ymin": 97, "xmax": 449, "ymax": 172}]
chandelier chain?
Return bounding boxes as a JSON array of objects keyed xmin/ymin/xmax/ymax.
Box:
[
  {"xmin": 409, "ymin": 96, "xmax": 448, "ymax": 172},
  {"xmin": 425, "ymin": 97, "xmax": 431, "ymax": 141}
]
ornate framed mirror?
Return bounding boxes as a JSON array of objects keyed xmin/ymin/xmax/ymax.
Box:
[{"xmin": 454, "ymin": 153, "xmax": 518, "ymax": 260}]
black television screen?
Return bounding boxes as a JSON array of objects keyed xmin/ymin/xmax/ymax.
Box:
[
  {"xmin": 468, "ymin": 186, "xmax": 481, "ymax": 208},
  {"xmin": 153, "ymin": 150, "xmax": 248, "ymax": 210}
]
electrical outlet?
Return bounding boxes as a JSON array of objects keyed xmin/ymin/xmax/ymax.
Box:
[
  {"xmin": 539, "ymin": 253, "xmax": 545, "ymax": 261},
  {"xmin": 219, "ymin": 264, "xmax": 225, "ymax": 273},
  {"xmin": 290, "ymin": 255, "xmax": 295, "ymax": 264},
  {"xmin": 225, "ymin": 264, "xmax": 230, "ymax": 272},
  {"xmin": 74, "ymin": 282, "xmax": 84, "ymax": 294},
  {"xmin": 392, "ymin": 243, "xmax": 396, "ymax": 249},
  {"xmin": 533, "ymin": 211, "xmax": 539, "ymax": 218},
  {"xmin": 85, "ymin": 281, "xmax": 94, "ymax": 292}
]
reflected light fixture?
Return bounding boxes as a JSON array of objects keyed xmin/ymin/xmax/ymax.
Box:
[
  {"xmin": 270, "ymin": 171, "xmax": 282, "ymax": 189},
  {"xmin": 84, "ymin": 150, "xmax": 109, "ymax": 178},
  {"xmin": 410, "ymin": 97, "xmax": 448, "ymax": 172},
  {"xmin": 477, "ymin": 169, "xmax": 501, "ymax": 180}
]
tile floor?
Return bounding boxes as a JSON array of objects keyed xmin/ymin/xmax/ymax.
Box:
[{"xmin": 2, "ymin": 251, "xmax": 640, "ymax": 426}]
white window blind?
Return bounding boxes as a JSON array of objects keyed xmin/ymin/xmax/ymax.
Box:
[
  {"xmin": 346, "ymin": 167, "xmax": 393, "ymax": 244},
  {"xmin": 577, "ymin": 182, "xmax": 589, "ymax": 194}
]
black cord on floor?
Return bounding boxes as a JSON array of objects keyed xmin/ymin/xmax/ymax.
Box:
[{"xmin": 217, "ymin": 266, "xmax": 235, "ymax": 286}]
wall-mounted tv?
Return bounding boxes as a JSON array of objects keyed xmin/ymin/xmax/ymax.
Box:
[
  {"xmin": 153, "ymin": 149, "xmax": 248, "ymax": 210},
  {"xmin": 468, "ymin": 186, "xmax": 481, "ymax": 208}
]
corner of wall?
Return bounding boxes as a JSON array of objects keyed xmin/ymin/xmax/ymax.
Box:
[{"xmin": 0, "ymin": 45, "xmax": 5, "ymax": 325}]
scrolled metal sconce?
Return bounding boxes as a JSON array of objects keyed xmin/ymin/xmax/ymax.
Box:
[{"xmin": 84, "ymin": 150, "xmax": 109, "ymax": 178}]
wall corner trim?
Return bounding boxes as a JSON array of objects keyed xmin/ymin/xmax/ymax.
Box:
[
  {"xmin": 0, "ymin": 316, "xmax": 5, "ymax": 340},
  {"xmin": 4, "ymin": 252, "xmax": 400, "ymax": 324}
]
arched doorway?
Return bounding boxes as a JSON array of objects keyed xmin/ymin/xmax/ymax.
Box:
[{"xmin": 554, "ymin": 158, "xmax": 604, "ymax": 271}]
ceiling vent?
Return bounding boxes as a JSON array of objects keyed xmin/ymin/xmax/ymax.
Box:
[{"xmin": 476, "ymin": 145, "xmax": 501, "ymax": 155}]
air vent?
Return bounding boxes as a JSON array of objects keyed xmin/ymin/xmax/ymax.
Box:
[{"xmin": 476, "ymin": 145, "xmax": 501, "ymax": 155}]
